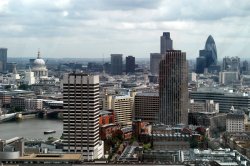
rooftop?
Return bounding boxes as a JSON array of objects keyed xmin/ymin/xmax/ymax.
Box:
[
  {"xmin": 194, "ymin": 87, "xmax": 250, "ymax": 97},
  {"xmin": 136, "ymin": 92, "xmax": 159, "ymax": 97},
  {"xmin": 18, "ymin": 153, "xmax": 82, "ymax": 161}
]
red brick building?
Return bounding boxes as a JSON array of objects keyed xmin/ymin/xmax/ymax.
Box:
[
  {"xmin": 116, "ymin": 127, "xmax": 133, "ymax": 140},
  {"xmin": 99, "ymin": 110, "xmax": 115, "ymax": 126},
  {"xmin": 100, "ymin": 123, "xmax": 120, "ymax": 140}
]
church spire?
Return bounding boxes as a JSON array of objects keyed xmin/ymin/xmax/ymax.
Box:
[{"xmin": 37, "ymin": 49, "xmax": 41, "ymax": 59}]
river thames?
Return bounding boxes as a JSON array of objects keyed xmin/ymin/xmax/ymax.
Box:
[{"xmin": 0, "ymin": 118, "xmax": 63, "ymax": 140}]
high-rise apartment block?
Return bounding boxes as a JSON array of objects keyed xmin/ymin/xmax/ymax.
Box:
[
  {"xmin": 111, "ymin": 54, "xmax": 123, "ymax": 75},
  {"xmin": 160, "ymin": 32, "xmax": 173, "ymax": 54},
  {"xmin": 126, "ymin": 56, "xmax": 135, "ymax": 74},
  {"xmin": 159, "ymin": 50, "xmax": 188, "ymax": 125},
  {"xmin": 0, "ymin": 48, "xmax": 7, "ymax": 73},
  {"xmin": 150, "ymin": 53, "xmax": 162, "ymax": 76},
  {"xmin": 62, "ymin": 73, "xmax": 103, "ymax": 160}
]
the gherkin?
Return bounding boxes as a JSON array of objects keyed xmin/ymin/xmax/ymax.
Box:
[
  {"xmin": 205, "ymin": 35, "xmax": 217, "ymax": 66},
  {"xmin": 196, "ymin": 35, "xmax": 218, "ymax": 74}
]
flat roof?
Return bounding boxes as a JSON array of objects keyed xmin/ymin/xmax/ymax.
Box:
[
  {"xmin": 136, "ymin": 92, "xmax": 159, "ymax": 97},
  {"xmin": 18, "ymin": 153, "xmax": 82, "ymax": 161}
]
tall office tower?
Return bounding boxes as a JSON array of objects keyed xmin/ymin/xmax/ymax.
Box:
[
  {"xmin": 196, "ymin": 35, "xmax": 218, "ymax": 73},
  {"xmin": 111, "ymin": 54, "xmax": 123, "ymax": 75},
  {"xmin": 222, "ymin": 56, "xmax": 240, "ymax": 72},
  {"xmin": 196, "ymin": 56, "xmax": 206, "ymax": 74},
  {"xmin": 160, "ymin": 32, "xmax": 173, "ymax": 54},
  {"xmin": 242, "ymin": 60, "xmax": 249, "ymax": 72},
  {"xmin": 0, "ymin": 48, "xmax": 7, "ymax": 73},
  {"xmin": 150, "ymin": 53, "xmax": 162, "ymax": 75},
  {"xmin": 159, "ymin": 50, "xmax": 188, "ymax": 125},
  {"xmin": 126, "ymin": 55, "xmax": 135, "ymax": 74},
  {"xmin": 63, "ymin": 73, "xmax": 103, "ymax": 160},
  {"xmin": 231, "ymin": 57, "xmax": 241, "ymax": 71}
]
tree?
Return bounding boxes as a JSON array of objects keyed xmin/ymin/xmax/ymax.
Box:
[
  {"xmin": 189, "ymin": 137, "xmax": 198, "ymax": 148},
  {"xmin": 18, "ymin": 84, "xmax": 30, "ymax": 90},
  {"xmin": 5, "ymin": 85, "xmax": 11, "ymax": 91},
  {"xmin": 143, "ymin": 143, "xmax": 151, "ymax": 150},
  {"xmin": 10, "ymin": 107, "xmax": 24, "ymax": 113}
]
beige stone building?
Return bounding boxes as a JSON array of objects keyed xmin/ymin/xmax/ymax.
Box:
[{"xmin": 103, "ymin": 91, "xmax": 136, "ymax": 127}]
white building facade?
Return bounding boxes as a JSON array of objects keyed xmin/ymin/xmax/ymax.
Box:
[{"xmin": 62, "ymin": 73, "xmax": 103, "ymax": 160}]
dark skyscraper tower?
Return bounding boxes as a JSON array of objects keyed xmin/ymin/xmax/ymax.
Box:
[
  {"xmin": 205, "ymin": 35, "xmax": 217, "ymax": 66},
  {"xmin": 159, "ymin": 50, "xmax": 188, "ymax": 125},
  {"xmin": 126, "ymin": 56, "xmax": 135, "ymax": 74},
  {"xmin": 160, "ymin": 32, "xmax": 173, "ymax": 54},
  {"xmin": 111, "ymin": 54, "xmax": 123, "ymax": 75},
  {"xmin": 150, "ymin": 53, "xmax": 162, "ymax": 76},
  {"xmin": 0, "ymin": 48, "xmax": 7, "ymax": 73},
  {"xmin": 242, "ymin": 60, "xmax": 249, "ymax": 72}
]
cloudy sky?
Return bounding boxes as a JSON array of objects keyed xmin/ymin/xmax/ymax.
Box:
[{"xmin": 0, "ymin": 0, "xmax": 250, "ymax": 59}]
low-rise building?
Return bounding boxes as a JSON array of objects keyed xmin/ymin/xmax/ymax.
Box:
[
  {"xmin": 189, "ymin": 87, "xmax": 250, "ymax": 113},
  {"xmin": 226, "ymin": 110, "xmax": 247, "ymax": 133},
  {"xmin": 0, "ymin": 91, "xmax": 11, "ymax": 106},
  {"xmin": 11, "ymin": 97, "xmax": 25, "ymax": 110},
  {"xmin": 116, "ymin": 127, "xmax": 133, "ymax": 140},
  {"xmin": 25, "ymin": 99, "xmax": 43, "ymax": 110},
  {"xmin": 151, "ymin": 133, "xmax": 191, "ymax": 150},
  {"xmin": 190, "ymin": 148, "xmax": 249, "ymax": 166},
  {"xmin": 245, "ymin": 123, "xmax": 250, "ymax": 132},
  {"xmin": 219, "ymin": 71, "xmax": 239, "ymax": 85},
  {"xmin": 1, "ymin": 153, "xmax": 82, "ymax": 165},
  {"xmin": 188, "ymin": 112, "xmax": 226, "ymax": 137},
  {"xmin": 132, "ymin": 120, "xmax": 152, "ymax": 140},
  {"xmin": 142, "ymin": 150, "xmax": 184, "ymax": 164},
  {"xmin": 99, "ymin": 110, "xmax": 115, "ymax": 126},
  {"xmin": 100, "ymin": 123, "xmax": 119, "ymax": 140},
  {"xmin": 189, "ymin": 99, "xmax": 219, "ymax": 113}
]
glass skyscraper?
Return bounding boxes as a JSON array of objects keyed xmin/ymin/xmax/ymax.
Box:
[{"xmin": 0, "ymin": 48, "xmax": 7, "ymax": 73}]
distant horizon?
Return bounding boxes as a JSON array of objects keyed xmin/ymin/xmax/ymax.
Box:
[{"xmin": 7, "ymin": 56, "xmax": 250, "ymax": 62}]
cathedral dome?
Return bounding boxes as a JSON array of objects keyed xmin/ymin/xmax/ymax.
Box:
[
  {"xmin": 32, "ymin": 51, "xmax": 47, "ymax": 70},
  {"xmin": 34, "ymin": 58, "xmax": 45, "ymax": 66}
]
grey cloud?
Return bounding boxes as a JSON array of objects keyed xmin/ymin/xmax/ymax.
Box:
[
  {"xmin": 155, "ymin": 0, "xmax": 250, "ymax": 21},
  {"xmin": 0, "ymin": 0, "xmax": 250, "ymax": 58},
  {"xmin": 69, "ymin": 0, "xmax": 163, "ymax": 11}
]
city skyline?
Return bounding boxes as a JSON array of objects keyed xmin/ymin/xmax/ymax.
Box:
[{"xmin": 0, "ymin": 0, "xmax": 250, "ymax": 59}]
